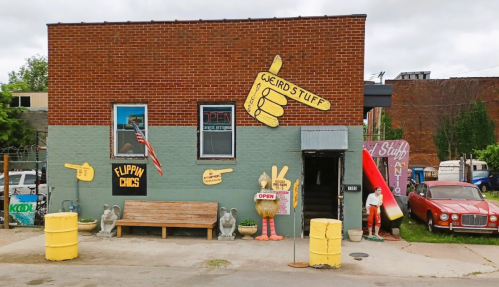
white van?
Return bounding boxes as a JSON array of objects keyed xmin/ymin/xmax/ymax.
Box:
[
  {"xmin": 0, "ymin": 170, "xmax": 47, "ymax": 200},
  {"xmin": 437, "ymin": 160, "xmax": 488, "ymax": 181}
]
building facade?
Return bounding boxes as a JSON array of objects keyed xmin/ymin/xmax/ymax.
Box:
[
  {"xmin": 47, "ymin": 15, "xmax": 366, "ymax": 237},
  {"xmin": 385, "ymin": 77, "xmax": 499, "ymax": 167}
]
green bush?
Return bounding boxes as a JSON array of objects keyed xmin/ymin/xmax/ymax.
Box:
[
  {"xmin": 239, "ymin": 219, "xmax": 256, "ymax": 226},
  {"xmin": 78, "ymin": 218, "xmax": 96, "ymax": 223},
  {"xmin": 475, "ymin": 143, "xmax": 499, "ymax": 170}
]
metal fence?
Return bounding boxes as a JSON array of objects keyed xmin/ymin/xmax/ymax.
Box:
[
  {"xmin": 0, "ymin": 145, "xmax": 46, "ymax": 172},
  {"xmin": 1, "ymin": 132, "xmax": 49, "ymax": 226}
]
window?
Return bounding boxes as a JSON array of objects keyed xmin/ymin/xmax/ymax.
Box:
[
  {"xmin": 11, "ymin": 96, "xmax": 31, "ymax": 108},
  {"xmin": 113, "ymin": 104, "xmax": 148, "ymax": 157},
  {"xmin": 0, "ymin": 174, "xmax": 22, "ymax": 186},
  {"xmin": 199, "ymin": 104, "xmax": 235, "ymax": 158},
  {"xmin": 24, "ymin": 174, "xmax": 37, "ymax": 185}
]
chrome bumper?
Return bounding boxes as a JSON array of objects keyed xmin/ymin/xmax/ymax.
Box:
[{"xmin": 435, "ymin": 223, "xmax": 499, "ymax": 233}]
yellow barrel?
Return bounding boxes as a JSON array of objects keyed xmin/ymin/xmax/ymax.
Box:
[
  {"xmin": 44, "ymin": 212, "xmax": 78, "ymax": 261},
  {"xmin": 309, "ymin": 218, "xmax": 342, "ymax": 268}
]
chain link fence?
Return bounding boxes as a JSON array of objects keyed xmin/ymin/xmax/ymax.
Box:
[{"xmin": 1, "ymin": 132, "xmax": 49, "ymax": 226}]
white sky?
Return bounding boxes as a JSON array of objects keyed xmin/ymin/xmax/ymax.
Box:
[{"xmin": 1, "ymin": 0, "xmax": 498, "ymax": 84}]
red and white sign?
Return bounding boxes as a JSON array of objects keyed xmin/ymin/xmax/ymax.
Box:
[
  {"xmin": 276, "ymin": 190, "xmax": 290, "ymax": 215},
  {"xmin": 256, "ymin": 193, "xmax": 276, "ymax": 200}
]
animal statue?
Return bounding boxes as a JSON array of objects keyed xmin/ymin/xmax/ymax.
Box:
[
  {"xmin": 219, "ymin": 207, "xmax": 237, "ymax": 240},
  {"xmin": 98, "ymin": 204, "xmax": 121, "ymax": 235},
  {"xmin": 254, "ymin": 172, "xmax": 283, "ymax": 241}
]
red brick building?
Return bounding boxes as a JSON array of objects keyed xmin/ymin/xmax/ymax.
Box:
[
  {"xmin": 47, "ymin": 15, "xmax": 369, "ymax": 237},
  {"xmin": 385, "ymin": 77, "xmax": 499, "ymax": 167}
]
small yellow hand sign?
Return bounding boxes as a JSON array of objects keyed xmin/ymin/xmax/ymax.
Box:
[
  {"xmin": 64, "ymin": 162, "xmax": 95, "ymax": 181},
  {"xmin": 202, "ymin": 168, "xmax": 233, "ymax": 185},
  {"xmin": 293, "ymin": 179, "xmax": 299, "ymax": 209},
  {"xmin": 271, "ymin": 165, "xmax": 291, "ymax": 191},
  {"xmin": 244, "ymin": 55, "xmax": 331, "ymax": 127}
]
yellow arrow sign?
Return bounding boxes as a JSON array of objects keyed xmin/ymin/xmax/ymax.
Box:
[
  {"xmin": 244, "ymin": 55, "xmax": 331, "ymax": 127},
  {"xmin": 64, "ymin": 162, "xmax": 95, "ymax": 181},
  {"xmin": 202, "ymin": 168, "xmax": 233, "ymax": 185}
]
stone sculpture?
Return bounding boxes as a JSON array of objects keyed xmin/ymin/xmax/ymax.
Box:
[
  {"xmin": 218, "ymin": 207, "xmax": 237, "ymax": 241},
  {"xmin": 97, "ymin": 204, "xmax": 121, "ymax": 238}
]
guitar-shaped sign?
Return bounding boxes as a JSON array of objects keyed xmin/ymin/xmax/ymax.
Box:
[
  {"xmin": 64, "ymin": 162, "xmax": 95, "ymax": 181},
  {"xmin": 203, "ymin": 168, "xmax": 233, "ymax": 185}
]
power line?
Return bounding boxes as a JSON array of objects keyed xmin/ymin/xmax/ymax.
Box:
[{"xmin": 437, "ymin": 65, "xmax": 499, "ymax": 79}]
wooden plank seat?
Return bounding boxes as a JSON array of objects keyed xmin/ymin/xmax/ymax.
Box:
[{"xmin": 115, "ymin": 200, "xmax": 218, "ymax": 239}]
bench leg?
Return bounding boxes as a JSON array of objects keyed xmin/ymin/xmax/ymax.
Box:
[
  {"xmin": 208, "ymin": 228, "xmax": 212, "ymax": 240},
  {"xmin": 117, "ymin": 226, "xmax": 122, "ymax": 238},
  {"xmin": 162, "ymin": 227, "xmax": 167, "ymax": 239},
  {"xmin": 212, "ymin": 228, "xmax": 217, "ymax": 238}
]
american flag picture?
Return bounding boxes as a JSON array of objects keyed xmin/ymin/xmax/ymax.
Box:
[{"xmin": 132, "ymin": 122, "xmax": 163, "ymax": 176}]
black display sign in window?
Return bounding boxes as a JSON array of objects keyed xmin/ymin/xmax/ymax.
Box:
[{"xmin": 112, "ymin": 164, "xmax": 147, "ymax": 196}]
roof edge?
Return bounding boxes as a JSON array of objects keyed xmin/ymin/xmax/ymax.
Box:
[{"xmin": 47, "ymin": 14, "xmax": 367, "ymax": 26}]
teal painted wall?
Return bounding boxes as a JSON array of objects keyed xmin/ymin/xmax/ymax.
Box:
[
  {"xmin": 47, "ymin": 125, "xmax": 363, "ymax": 237},
  {"xmin": 343, "ymin": 126, "xmax": 364, "ymax": 236}
]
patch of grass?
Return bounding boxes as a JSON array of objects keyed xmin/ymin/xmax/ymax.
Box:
[
  {"xmin": 204, "ymin": 259, "xmax": 231, "ymax": 268},
  {"xmin": 400, "ymin": 217, "xmax": 499, "ymax": 245},
  {"xmin": 483, "ymin": 192, "xmax": 499, "ymax": 201},
  {"xmin": 471, "ymin": 271, "xmax": 482, "ymax": 275}
]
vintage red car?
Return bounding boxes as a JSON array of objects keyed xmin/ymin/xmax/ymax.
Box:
[{"xmin": 407, "ymin": 181, "xmax": 499, "ymax": 234}]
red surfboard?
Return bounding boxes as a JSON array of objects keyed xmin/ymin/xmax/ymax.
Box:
[{"xmin": 363, "ymin": 149, "xmax": 403, "ymax": 220}]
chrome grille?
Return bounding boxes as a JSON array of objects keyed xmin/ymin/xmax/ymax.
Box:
[{"xmin": 461, "ymin": 215, "xmax": 487, "ymax": 226}]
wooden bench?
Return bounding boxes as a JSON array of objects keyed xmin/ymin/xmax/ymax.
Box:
[{"xmin": 115, "ymin": 200, "xmax": 218, "ymax": 240}]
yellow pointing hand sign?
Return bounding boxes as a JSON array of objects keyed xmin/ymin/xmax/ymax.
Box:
[
  {"xmin": 244, "ymin": 55, "xmax": 331, "ymax": 127},
  {"xmin": 293, "ymin": 179, "xmax": 299, "ymax": 210},
  {"xmin": 64, "ymin": 162, "xmax": 95, "ymax": 181},
  {"xmin": 203, "ymin": 168, "xmax": 233, "ymax": 185}
]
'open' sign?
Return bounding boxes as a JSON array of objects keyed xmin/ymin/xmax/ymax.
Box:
[{"xmin": 256, "ymin": 193, "xmax": 276, "ymax": 200}]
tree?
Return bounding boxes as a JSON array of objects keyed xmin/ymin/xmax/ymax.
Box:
[
  {"xmin": 434, "ymin": 100, "xmax": 496, "ymax": 161},
  {"xmin": 475, "ymin": 143, "xmax": 499, "ymax": 170},
  {"xmin": 380, "ymin": 111, "xmax": 404, "ymax": 140},
  {"xmin": 454, "ymin": 100, "xmax": 495, "ymax": 155},
  {"xmin": 0, "ymin": 83, "xmax": 34, "ymax": 146},
  {"xmin": 433, "ymin": 116, "xmax": 456, "ymax": 161},
  {"xmin": 8, "ymin": 55, "xmax": 48, "ymax": 92},
  {"xmin": 0, "ymin": 55, "xmax": 47, "ymax": 147}
]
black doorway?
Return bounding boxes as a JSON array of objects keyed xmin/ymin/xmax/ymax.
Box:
[{"xmin": 302, "ymin": 152, "xmax": 342, "ymax": 236}]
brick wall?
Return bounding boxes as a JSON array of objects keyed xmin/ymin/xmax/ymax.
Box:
[
  {"xmin": 385, "ymin": 78, "xmax": 499, "ymax": 166},
  {"xmin": 48, "ymin": 16, "xmax": 366, "ymax": 127}
]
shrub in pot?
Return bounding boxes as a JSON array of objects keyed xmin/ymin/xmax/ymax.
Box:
[
  {"xmin": 238, "ymin": 219, "xmax": 257, "ymax": 240},
  {"xmin": 78, "ymin": 218, "xmax": 97, "ymax": 236}
]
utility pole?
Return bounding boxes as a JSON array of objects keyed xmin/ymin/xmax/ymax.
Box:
[
  {"xmin": 377, "ymin": 72, "xmax": 385, "ymax": 141},
  {"xmin": 3, "ymin": 154, "xmax": 9, "ymax": 229}
]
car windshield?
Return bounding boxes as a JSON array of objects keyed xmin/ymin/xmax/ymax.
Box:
[
  {"xmin": 0, "ymin": 174, "xmax": 22, "ymax": 186},
  {"xmin": 430, "ymin": 185, "xmax": 483, "ymax": 200},
  {"xmin": 473, "ymin": 170, "xmax": 489, "ymax": 178}
]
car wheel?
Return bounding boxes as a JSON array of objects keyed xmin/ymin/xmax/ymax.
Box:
[
  {"xmin": 407, "ymin": 204, "xmax": 414, "ymax": 219},
  {"xmin": 481, "ymin": 184, "xmax": 487, "ymax": 193},
  {"xmin": 427, "ymin": 213, "xmax": 436, "ymax": 233}
]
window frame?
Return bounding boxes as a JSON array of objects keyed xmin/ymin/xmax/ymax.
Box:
[
  {"xmin": 11, "ymin": 96, "xmax": 31, "ymax": 108},
  {"xmin": 198, "ymin": 103, "xmax": 236, "ymax": 159},
  {"xmin": 113, "ymin": 104, "xmax": 149, "ymax": 158}
]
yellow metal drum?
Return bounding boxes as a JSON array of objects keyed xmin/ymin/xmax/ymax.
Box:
[
  {"xmin": 44, "ymin": 212, "xmax": 78, "ymax": 261},
  {"xmin": 309, "ymin": 218, "xmax": 342, "ymax": 268}
]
